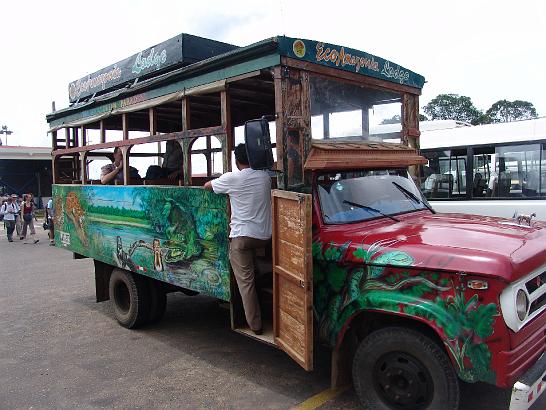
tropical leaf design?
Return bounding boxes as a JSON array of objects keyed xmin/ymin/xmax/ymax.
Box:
[
  {"xmin": 368, "ymin": 250, "xmax": 415, "ymax": 278},
  {"xmin": 433, "ymin": 289, "xmax": 498, "ymax": 383},
  {"xmin": 313, "ymin": 239, "xmax": 498, "ymax": 384}
]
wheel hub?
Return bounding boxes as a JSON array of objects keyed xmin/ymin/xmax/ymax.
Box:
[{"xmin": 373, "ymin": 352, "xmax": 433, "ymax": 409}]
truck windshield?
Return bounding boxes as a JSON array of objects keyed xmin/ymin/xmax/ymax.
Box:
[{"xmin": 317, "ymin": 169, "xmax": 429, "ymax": 224}]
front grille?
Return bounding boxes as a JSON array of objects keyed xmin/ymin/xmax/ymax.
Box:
[
  {"xmin": 500, "ymin": 264, "xmax": 546, "ymax": 332},
  {"xmin": 525, "ymin": 270, "xmax": 546, "ymax": 317},
  {"xmin": 526, "ymin": 270, "xmax": 546, "ymax": 294},
  {"xmin": 529, "ymin": 292, "xmax": 546, "ymax": 315}
]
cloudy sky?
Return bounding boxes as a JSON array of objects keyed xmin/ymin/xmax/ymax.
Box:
[{"xmin": 0, "ymin": 0, "xmax": 544, "ymax": 147}]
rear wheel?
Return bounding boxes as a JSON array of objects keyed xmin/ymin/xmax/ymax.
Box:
[
  {"xmin": 352, "ymin": 327, "xmax": 459, "ymax": 410},
  {"xmin": 109, "ymin": 269, "xmax": 150, "ymax": 328}
]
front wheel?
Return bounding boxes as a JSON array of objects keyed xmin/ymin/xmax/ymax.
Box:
[{"xmin": 352, "ymin": 327, "xmax": 459, "ymax": 410}]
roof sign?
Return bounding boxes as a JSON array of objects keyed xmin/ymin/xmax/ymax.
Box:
[
  {"xmin": 278, "ymin": 37, "xmax": 425, "ymax": 89},
  {"xmin": 68, "ymin": 34, "xmax": 238, "ymax": 103}
]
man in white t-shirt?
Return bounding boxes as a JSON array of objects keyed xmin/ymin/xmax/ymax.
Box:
[
  {"xmin": 204, "ymin": 144, "xmax": 271, "ymax": 335},
  {"xmin": 1, "ymin": 196, "xmax": 18, "ymax": 242}
]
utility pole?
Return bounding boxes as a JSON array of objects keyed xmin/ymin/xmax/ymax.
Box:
[{"xmin": 0, "ymin": 125, "xmax": 13, "ymax": 145}]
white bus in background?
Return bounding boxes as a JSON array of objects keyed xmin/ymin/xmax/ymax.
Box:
[{"xmin": 417, "ymin": 117, "xmax": 546, "ymax": 220}]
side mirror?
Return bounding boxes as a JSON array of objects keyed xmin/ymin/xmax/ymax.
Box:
[{"xmin": 244, "ymin": 117, "xmax": 274, "ymax": 170}]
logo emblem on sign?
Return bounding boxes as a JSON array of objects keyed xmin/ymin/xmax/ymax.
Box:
[{"xmin": 293, "ymin": 40, "xmax": 306, "ymax": 58}]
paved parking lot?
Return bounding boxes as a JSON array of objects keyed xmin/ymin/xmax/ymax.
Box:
[{"xmin": 0, "ymin": 228, "xmax": 543, "ymax": 409}]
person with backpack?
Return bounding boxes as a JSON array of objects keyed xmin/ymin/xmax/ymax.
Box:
[
  {"xmin": 20, "ymin": 193, "xmax": 38, "ymax": 243},
  {"xmin": 1, "ymin": 196, "xmax": 18, "ymax": 242}
]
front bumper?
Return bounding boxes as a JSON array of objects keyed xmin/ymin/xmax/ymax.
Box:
[{"xmin": 509, "ymin": 353, "xmax": 546, "ymax": 410}]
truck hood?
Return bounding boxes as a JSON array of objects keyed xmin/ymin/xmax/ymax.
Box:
[{"xmin": 319, "ymin": 212, "xmax": 546, "ymax": 282}]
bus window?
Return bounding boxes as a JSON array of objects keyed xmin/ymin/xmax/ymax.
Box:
[
  {"xmin": 87, "ymin": 148, "xmax": 114, "ymax": 183},
  {"xmin": 422, "ymin": 149, "xmax": 466, "ymax": 199},
  {"xmin": 132, "ymin": 142, "xmax": 159, "ymax": 179},
  {"xmin": 310, "ymin": 76, "xmax": 402, "ymax": 141},
  {"xmin": 190, "ymin": 137, "xmax": 207, "ymax": 185},
  {"xmin": 471, "ymin": 154, "xmax": 491, "ymax": 197},
  {"xmin": 55, "ymin": 154, "xmax": 81, "ymax": 184},
  {"xmin": 211, "ymin": 136, "xmax": 223, "ymax": 175},
  {"xmin": 189, "ymin": 135, "xmax": 224, "ymax": 185},
  {"xmin": 329, "ymin": 110, "xmax": 363, "ymax": 138},
  {"xmin": 85, "ymin": 128, "xmax": 101, "ymax": 146},
  {"xmin": 491, "ymin": 144, "xmax": 541, "ymax": 198}
]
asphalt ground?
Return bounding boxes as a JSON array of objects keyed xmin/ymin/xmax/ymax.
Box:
[{"xmin": 0, "ymin": 227, "xmax": 544, "ymax": 409}]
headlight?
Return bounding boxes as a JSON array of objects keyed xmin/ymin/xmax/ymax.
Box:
[{"xmin": 515, "ymin": 289, "xmax": 529, "ymax": 321}]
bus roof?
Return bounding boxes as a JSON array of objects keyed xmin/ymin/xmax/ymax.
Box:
[
  {"xmin": 46, "ymin": 35, "xmax": 425, "ymax": 129},
  {"xmin": 420, "ymin": 117, "xmax": 546, "ymax": 150}
]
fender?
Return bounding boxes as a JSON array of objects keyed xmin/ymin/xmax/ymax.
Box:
[{"xmin": 314, "ymin": 251, "xmax": 500, "ymax": 384}]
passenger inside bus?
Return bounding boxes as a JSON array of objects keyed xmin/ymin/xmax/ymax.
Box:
[
  {"xmin": 472, "ymin": 172, "xmax": 487, "ymax": 197},
  {"xmin": 100, "ymin": 147, "xmax": 142, "ymax": 185},
  {"xmin": 487, "ymin": 157, "xmax": 511, "ymax": 197},
  {"xmin": 145, "ymin": 140, "xmax": 183, "ymax": 181}
]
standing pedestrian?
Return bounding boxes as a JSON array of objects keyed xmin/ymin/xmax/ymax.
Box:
[
  {"xmin": 0, "ymin": 196, "xmax": 6, "ymax": 230},
  {"xmin": 0, "ymin": 196, "xmax": 18, "ymax": 242},
  {"xmin": 13, "ymin": 194, "xmax": 23, "ymax": 238},
  {"xmin": 20, "ymin": 194, "xmax": 38, "ymax": 243},
  {"xmin": 46, "ymin": 197, "xmax": 55, "ymax": 245}
]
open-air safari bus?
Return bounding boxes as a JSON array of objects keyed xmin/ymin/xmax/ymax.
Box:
[{"xmin": 46, "ymin": 34, "xmax": 545, "ymax": 410}]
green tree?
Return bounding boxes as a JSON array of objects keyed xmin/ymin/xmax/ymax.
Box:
[
  {"xmin": 380, "ymin": 115, "xmax": 401, "ymax": 125},
  {"xmin": 485, "ymin": 100, "xmax": 538, "ymax": 123},
  {"xmin": 380, "ymin": 114, "xmax": 427, "ymax": 125},
  {"xmin": 473, "ymin": 113, "xmax": 492, "ymax": 125},
  {"xmin": 423, "ymin": 94, "xmax": 482, "ymax": 124}
]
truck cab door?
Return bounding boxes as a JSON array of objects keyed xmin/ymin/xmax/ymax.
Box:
[{"xmin": 271, "ymin": 189, "xmax": 313, "ymax": 371}]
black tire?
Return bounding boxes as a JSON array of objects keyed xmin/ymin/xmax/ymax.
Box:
[
  {"xmin": 147, "ymin": 279, "xmax": 167, "ymax": 324},
  {"xmin": 109, "ymin": 269, "xmax": 150, "ymax": 329},
  {"xmin": 352, "ymin": 327, "xmax": 459, "ymax": 410}
]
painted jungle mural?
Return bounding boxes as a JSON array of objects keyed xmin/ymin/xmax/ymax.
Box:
[
  {"xmin": 52, "ymin": 185, "xmax": 230, "ymax": 301},
  {"xmin": 313, "ymin": 240, "xmax": 499, "ymax": 384}
]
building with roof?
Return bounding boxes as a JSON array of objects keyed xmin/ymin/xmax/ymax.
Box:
[{"xmin": 0, "ymin": 145, "xmax": 52, "ymax": 206}]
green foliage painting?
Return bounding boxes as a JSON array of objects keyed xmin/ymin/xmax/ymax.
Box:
[
  {"xmin": 313, "ymin": 240, "xmax": 498, "ymax": 384},
  {"xmin": 52, "ymin": 185, "xmax": 230, "ymax": 301}
]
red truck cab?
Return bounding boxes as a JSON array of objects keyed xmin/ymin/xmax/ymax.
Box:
[{"xmin": 306, "ymin": 141, "xmax": 545, "ymax": 409}]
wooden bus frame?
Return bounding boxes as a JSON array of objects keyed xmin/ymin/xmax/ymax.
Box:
[{"xmin": 46, "ymin": 35, "xmax": 425, "ymax": 373}]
